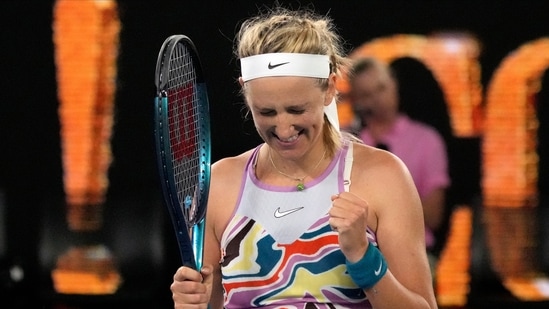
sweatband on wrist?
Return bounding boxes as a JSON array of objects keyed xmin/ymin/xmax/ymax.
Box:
[{"xmin": 346, "ymin": 245, "xmax": 388, "ymax": 289}]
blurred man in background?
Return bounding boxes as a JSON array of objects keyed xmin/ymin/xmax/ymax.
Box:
[{"xmin": 346, "ymin": 57, "xmax": 451, "ymax": 274}]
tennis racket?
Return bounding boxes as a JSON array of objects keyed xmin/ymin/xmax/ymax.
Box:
[{"xmin": 154, "ymin": 34, "xmax": 211, "ymax": 270}]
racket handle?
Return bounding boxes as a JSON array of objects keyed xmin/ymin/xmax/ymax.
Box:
[
  {"xmin": 192, "ymin": 220, "xmax": 209, "ymax": 309},
  {"xmin": 192, "ymin": 219, "xmax": 206, "ymax": 270}
]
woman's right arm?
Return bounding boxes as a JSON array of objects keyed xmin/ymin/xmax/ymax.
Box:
[{"xmin": 171, "ymin": 154, "xmax": 250, "ymax": 308}]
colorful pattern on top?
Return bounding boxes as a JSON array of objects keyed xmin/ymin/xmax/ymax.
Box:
[{"xmin": 220, "ymin": 143, "xmax": 377, "ymax": 308}]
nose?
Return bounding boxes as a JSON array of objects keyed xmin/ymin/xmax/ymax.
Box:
[{"xmin": 273, "ymin": 114, "xmax": 298, "ymax": 140}]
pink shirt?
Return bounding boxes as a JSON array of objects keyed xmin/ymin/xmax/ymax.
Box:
[{"xmin": 359, "ymin": 115, "xmax": 450, "ymax": 248}]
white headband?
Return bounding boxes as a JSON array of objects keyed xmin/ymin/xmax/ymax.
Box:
[
  {"xmin": 240, "ymin": 53, "xmax": 330, "ymax": 82},
  {"xmin": 240, "ymin": 53, "xmax": 339, "ymax": 132}
]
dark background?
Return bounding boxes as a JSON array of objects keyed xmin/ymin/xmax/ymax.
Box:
[{"xmin": 0, "ymin": 0, "xmax": 548, "ymax": 307}]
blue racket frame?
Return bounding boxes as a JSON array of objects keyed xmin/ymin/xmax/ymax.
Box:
[{"xmin": 154, "ymin": 35, "xmax": 211, "ymax": 270}]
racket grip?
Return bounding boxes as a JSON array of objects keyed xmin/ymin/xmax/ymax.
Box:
[
  {"xmin": 192, "ymin": 219, "xmax": 206, "ymax": 270},
  {"xmin": 192, "ymin": 220, "xmax": 209, "ymax": 309}
]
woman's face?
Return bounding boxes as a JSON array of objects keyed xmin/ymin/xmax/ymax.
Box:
[{"xmin": 242, "ymin": 76, "xmax": 332, "ymax": 159}]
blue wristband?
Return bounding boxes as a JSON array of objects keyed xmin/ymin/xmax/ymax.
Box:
[{"xmin": 346, "ymin": 245, "xmax": 388, "ymax": 289}]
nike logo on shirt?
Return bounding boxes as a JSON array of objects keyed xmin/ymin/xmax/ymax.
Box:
[{"xmin": 274, "ymin": 206, "xmax": 304, "ymax": 218}]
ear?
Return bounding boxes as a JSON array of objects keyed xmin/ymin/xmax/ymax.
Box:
[
  {"xmin": 238, "ymin": 76, "xmax": 244, "ymax": 87},
  {"xmin": 324, "ymin": 73, "xmax": 337, "ymax": 106}
]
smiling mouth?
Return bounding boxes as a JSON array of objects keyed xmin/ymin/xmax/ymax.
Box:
[{"xmin": 283, "ymin": 134, "xmax": 299, "ymax": 142}]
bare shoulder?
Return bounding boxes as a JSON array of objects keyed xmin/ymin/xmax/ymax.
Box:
[
  {"xmin": 209, "ymin": 148, "xmax": 256, "ymax": 197},
  {"xmin": 351, "ymin": 142, "xmax": 412, "ymax": 184},
  {"xmin": 349, "ymin": 142, "xmax": 422, "ymax": 224},
  {"xmin": 211, "ymin": 149, "xmax": 254, "ymax": 179},
  {"xmin": 207, "ymin": 149, "xmax": 255, "ymax": 236}
]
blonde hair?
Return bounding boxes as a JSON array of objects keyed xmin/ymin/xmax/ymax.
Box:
[{"xmin": 235, "ymin": 7, "xmax": 349, "ymax": 157}]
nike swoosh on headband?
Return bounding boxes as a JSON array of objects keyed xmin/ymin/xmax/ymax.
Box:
[
  {"xmin": 274, "ymin": 206, "xmax": 304, "ymax": 218},
  {"xmin": 268, "ymin": 61, "xmax": 290, "ymax": 69}
]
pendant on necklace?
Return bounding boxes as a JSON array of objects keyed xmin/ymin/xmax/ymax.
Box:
[{"xmin": 296, "ymin": 182, "xmax": 305, "ymax": 191}]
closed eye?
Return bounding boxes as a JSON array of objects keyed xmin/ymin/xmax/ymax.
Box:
[
  {"xmin": 257, "ymin": 106, "xmax": 306, "ymax": 116},
  {"xmin": 287, "ymin": 108, "xmax": 305, "ymax": 114},
  {"xmin": 259, "ymin": 109, "xmax": 276, "ymax": 116}
]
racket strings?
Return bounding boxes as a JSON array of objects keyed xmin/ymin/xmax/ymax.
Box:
[{"xmin": 167, "ymin": 43, "xmax": 203, "ymax": 225}]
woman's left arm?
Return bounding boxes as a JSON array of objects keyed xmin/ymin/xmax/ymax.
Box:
[{"xmin": 333, "ymin": 147, "xmax": 438, "ymax": 309}]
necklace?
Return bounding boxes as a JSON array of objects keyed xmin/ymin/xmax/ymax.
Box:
[{"xmin": 268, "ymin": 148, "xmax": 327, "ymax": 191}]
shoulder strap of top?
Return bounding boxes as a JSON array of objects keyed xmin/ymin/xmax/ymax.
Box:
[{"xmin": 344, "ymin": 141, "xmax": 353, "ymax": 192}]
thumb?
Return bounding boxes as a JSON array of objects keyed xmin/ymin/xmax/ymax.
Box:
[
  {"xmin": 173, "ymin": 265, "xmax": 203, "ymax": 282},
  {"xmin": 200, "ymin": 264, "xmax": 214, "ymax": 283}
]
